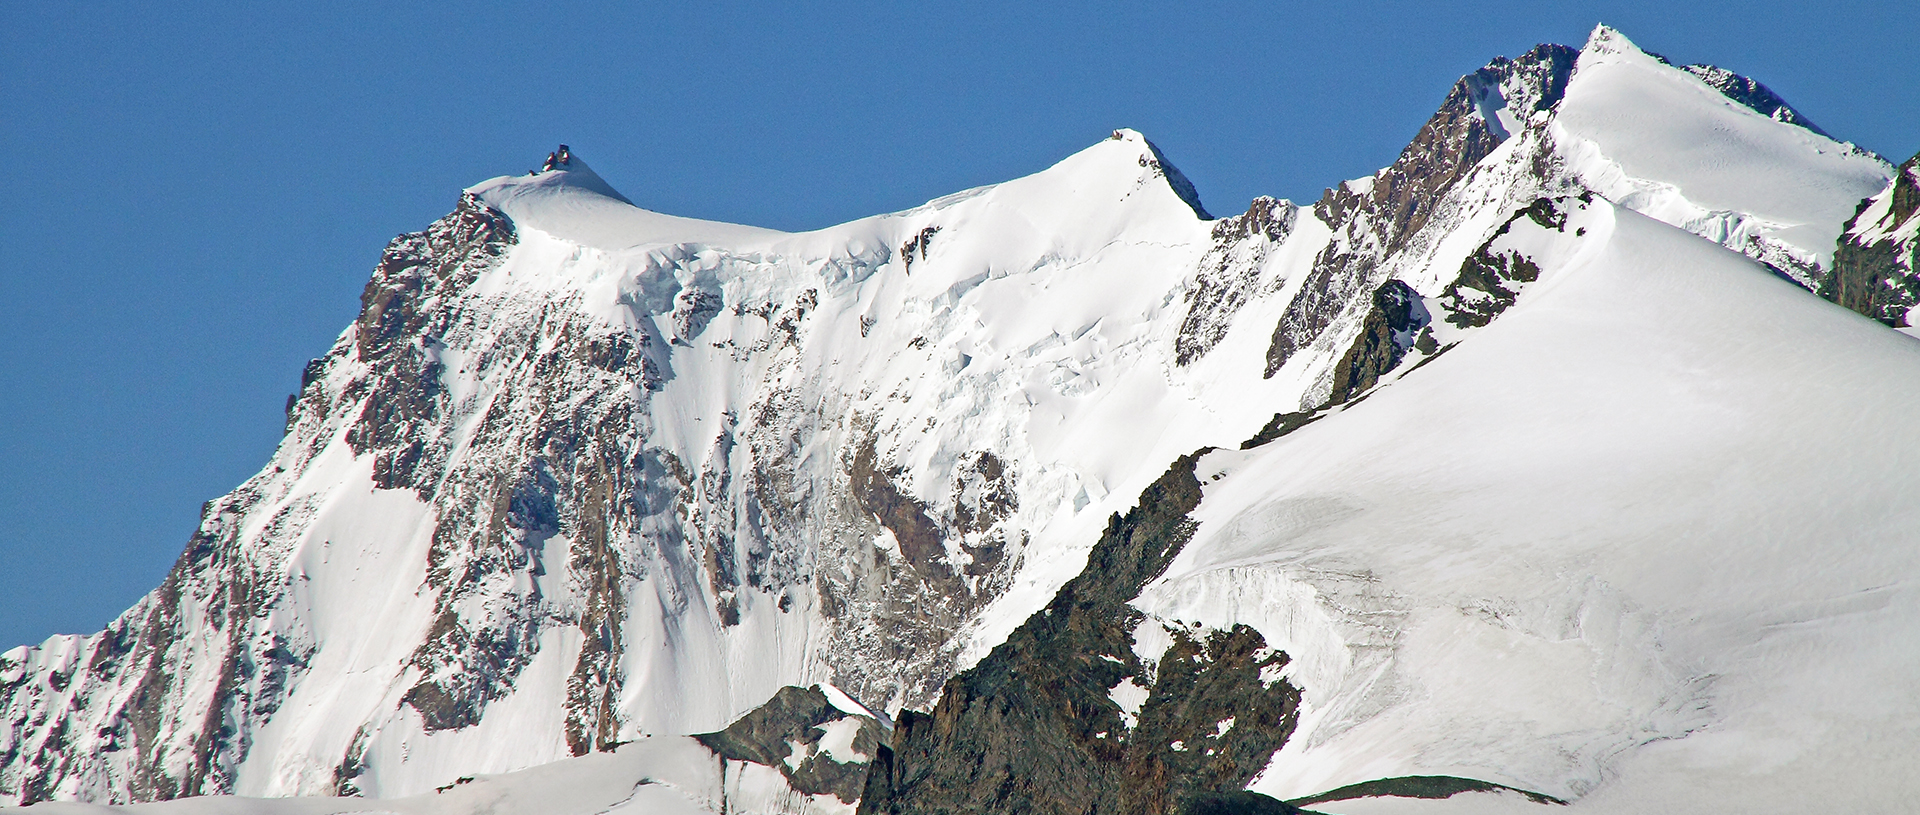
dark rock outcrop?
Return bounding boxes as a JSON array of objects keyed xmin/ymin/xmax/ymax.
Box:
[
  {"xmin": 857, "ymin": 450, "xmax": 1303, "ymax": 815},
  {"xmin": 1264, "ymin": 44, "xmax": 1577, "ymax": 378},
  {"xmin": 1285, "ymin": 774, "xmax": 1566, "ymax": 808},
  {"xmin": 696, "ymin": 685, "xmax": 886, "ymax": 803},
  {"xmin": 1328, "ymin": 279, "xmax": 1429, "ymax": 405},
  {"xmin": 1437, "ymin": 195, "xmax": 1586, "ymax": 330},
  {"xmin": 900, "ymin": 227, "xmax": 940, "ymax": 273},
  {"xmin": 343, "ymin": 196, "xmax": 656, "ymax": 747},
  {"xmin": 1819, "ymin": 153, "xmax": 1920, "ymax": 327},
  {"xmin": 347, "ymin": 193, "xmax": 517, "ymax": 492},
  {"xmin": 850, "ymin": 434, "xmax": 956, "ymax": 586}
]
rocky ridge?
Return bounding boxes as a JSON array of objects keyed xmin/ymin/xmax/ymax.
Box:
[{"xmin": 1821, "ymin": 151, "xmax": 1920, "ymax": 326}]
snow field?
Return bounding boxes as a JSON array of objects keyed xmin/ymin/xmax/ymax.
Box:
[
  {"xmin": 20, "ymin": 736, "xmax": 847, "ymax": 815},
  {"xmin": 1135, "ymin": 201, "xmax": 1920, "ymax": 811}
]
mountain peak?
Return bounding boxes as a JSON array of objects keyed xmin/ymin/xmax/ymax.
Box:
[
  {"xmin": 1583, "ymin": 23, "xmax": 1641, "ymax": 56},
  {"xmin": 514, "ymin": 143, "xmax": 632, "ymax": 205},
  {"xmin": 1106, "ymin": 128, "xmax": 1211, "ymax": 219},
  {"xmin": 467, "ymin": 146, "xmax": 780, "ymax": 250}
]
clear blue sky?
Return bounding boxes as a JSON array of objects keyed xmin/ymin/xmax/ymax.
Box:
[{"xmin": 3, "ymin": 2, "xmax": 1916, "ymax": 650}]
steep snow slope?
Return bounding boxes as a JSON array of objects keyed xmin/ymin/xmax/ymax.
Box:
[
  {"xmin": 1551, "ymin": 28, "xmax": 1890, "ymax": 283},
  {"xmin": 0, "ymin": 25, "xmax": 1901, "ymax": 812},
  {"xmin": 1138, "ymin": 198, "xmax": 1920, "ymax": 811},
  {"xmin": 470, "ymin": 149, "xmax": 785, "ymax": 250}
]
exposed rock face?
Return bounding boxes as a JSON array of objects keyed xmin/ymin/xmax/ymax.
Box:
[
  {"xmin": 696, "ymin": 685, "xmax": 885, "ymax": 803},
  {"xmin": 1440, "ymin": 242, "xmax": 1541, "ymax": 330},
  {"xmin": 0, "ymin": 195, "xmax": 527, "ymax": 803},
  {"xmin": 1327, "ymin": 279, "xmax": 1429, "ymax": 405},
  {"xmin": 1264, "ymin": 44, "xmax": 1577, "ymax": 380},
  {"xmin": 898, "ymin": 226, "xmax": 939, "ymax": 273},
  {"xmin": 1820, "ymin": 153, "xmax": 1920, "ymax": 326},
  {"xmin": 857, "ymin": 451, "xmax": 1303, "ymax": 815},
  {"xmin": 1438, "ymin": 195, "xmax": 1584, "ymax": 329},
  {"xmin": 1238, "ymin": 409, "xmax": 1326, "ymax": 451},
  {"xmin": 1177, "ymin": 197, "xmax": 1299, "ymax": 367}
]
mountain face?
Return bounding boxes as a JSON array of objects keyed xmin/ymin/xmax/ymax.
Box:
[{"xmin": 4, "ymin": 25, "xmax": 1915, "ymax": 814}]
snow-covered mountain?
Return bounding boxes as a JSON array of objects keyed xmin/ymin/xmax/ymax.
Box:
[{"xmin": 4, "ymin": 24, "xmax": 1914, "ymax": 814}]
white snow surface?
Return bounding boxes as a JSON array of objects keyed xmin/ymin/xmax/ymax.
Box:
[
  {"xmin": 1136, "ymin": 199, "xmax": 1920, "ymax": 811},
  {"xmin": 467, "ymin": 155, "xmax": 785, "ymax": 250},
  {"xmin": 2, "ymin": 30, "xmax": 1911, "ymax": 814},
  {"xmin": 14, "ymin": 737, "xmax": 848, "ymax": 815},
  {"xmin": 1553, "ymin": 26, "xmax": 1890, "ymax": 274},
  {"xmin": 810, "ymin": 718, "xmax": 867, "ymax": 765}
]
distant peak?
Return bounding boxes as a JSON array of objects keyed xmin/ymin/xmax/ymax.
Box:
[
  {"xmin": 1579, "ymin": 25, "xmax": 1833, "ymax": 138},
  {"xmin": 1582, "ymin": 23, "xmax": 1628, "ymax": 52},
  {"xmin": 1114, "ymin": 129, "xmax": 1212, "ymax": 220},
  {"xmin": 511, "ymin": 144, "xmax": 633, "ymax": 205},
  {"xmin": 1583, "ymin": 23, "xmax": 1638, "ymax": 55}
]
